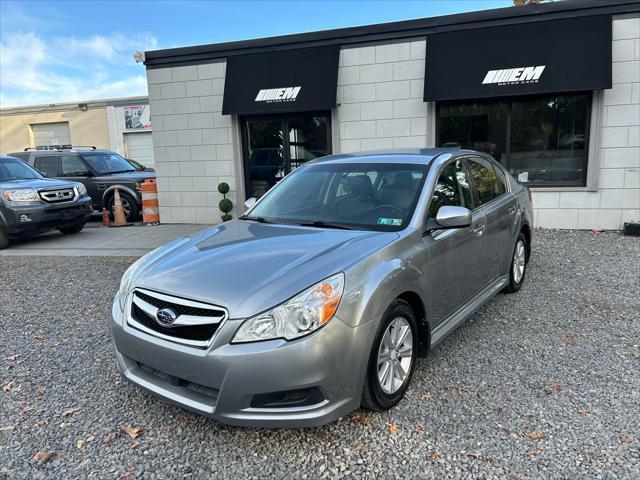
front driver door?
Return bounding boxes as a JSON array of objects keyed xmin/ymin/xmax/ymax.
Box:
[
  {"xmin": 60, "ymin": 155, "xmax": 97, "ymax": 205},
  {"xmin": 420, "ymin": 158, "xmax": 487, "ymax": 328}
]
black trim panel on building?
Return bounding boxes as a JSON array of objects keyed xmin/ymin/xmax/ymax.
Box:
[
  {"xmin": 424, "ymin": 15, "xmax": 612, "ymax": 101},
  {"xmin": 222, "ymin": 46, "xmax": 340, "ymax": 115}
]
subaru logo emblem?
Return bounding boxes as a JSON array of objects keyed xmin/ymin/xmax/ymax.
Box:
[{"xmin": 156, "ymin": 307, "xmax": 178, "ymax": 326}]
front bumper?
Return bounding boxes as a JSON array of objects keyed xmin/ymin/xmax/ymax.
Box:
[
  {"xmin": 1, "ymin": 198, "xmax": 91, "ymax": 236},
  {"xmin": 110, "ymin": 298, "xmax": 378, "ymax": 427}
]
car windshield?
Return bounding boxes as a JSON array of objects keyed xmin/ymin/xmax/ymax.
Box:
[
  {"xmin": 0, "ymin": 158, "xmax": 42, "ymax": 181},
  {"xmin": 244, "ymin": 162, "xmax": 428, "ymax": 231},
  {"xmin": 82, "ymin": 153, "xmax": 137, "ymax": 174}
]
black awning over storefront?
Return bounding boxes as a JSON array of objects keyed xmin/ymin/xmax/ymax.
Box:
[
  {"xmin": 424, "ymin": 15, "xmax": 612, "ymax": 102},
  {"xmin": 222, "ymin": 45, "xmax": 340, "ymax": 115}
]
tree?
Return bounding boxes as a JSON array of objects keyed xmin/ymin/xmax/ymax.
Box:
[{"xmin": 514, "ymin": 0, "xmax": 544, "ymax": 5}]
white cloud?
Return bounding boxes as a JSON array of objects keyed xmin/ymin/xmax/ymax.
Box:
[{"xmin": 0, "ymin": 31, "xmax": 157, "ymax": 108}]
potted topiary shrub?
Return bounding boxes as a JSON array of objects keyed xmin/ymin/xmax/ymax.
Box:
[{"xmin": 218, "ymin": 182, "xmax": 233, "ymax": 222}]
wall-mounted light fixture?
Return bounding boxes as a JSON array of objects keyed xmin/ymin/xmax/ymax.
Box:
[{"xmin": 78, "ymin": 103, "xmax": 88, "ymax": 111}]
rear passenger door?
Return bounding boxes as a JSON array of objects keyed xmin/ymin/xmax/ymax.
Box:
[
  {"xmin": 34, "ymin": 156, "xmax": 61, "ymax": 178},
  {"xmin": 466, "ymin": 156, "xmax": 518, "ymax": 282}
]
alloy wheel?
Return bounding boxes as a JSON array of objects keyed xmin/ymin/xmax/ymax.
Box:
[
  {"xmin": 377, "ymin": 317, "xmax": 413, "ymax": 394},
  {"xmin": 513, "ymin": 239, "xmax": 526, "ymax": 284},
  {"xmin": 111, "ymin": 197, "xmax": 131, "ymax": 218}
]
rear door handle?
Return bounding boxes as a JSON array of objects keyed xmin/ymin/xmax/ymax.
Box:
[
  {"xmin": 508, "ymin": 206, "xmax": 517, "ymax": 215},
  {"xmin": 472, "ymin": 224, "xmax": 486, "ymax": 237}
]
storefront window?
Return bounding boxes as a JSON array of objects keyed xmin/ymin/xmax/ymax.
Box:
[
  {"xmin": 438, "ymin": 101, "xmax": 507, "ymax": 163},
  {"xmin": 243, "ymin": 112, "xmax": 331, "ymax": 198},
  {"xmin": 437, "ymin": 93, "xmax": 591, "ymax": 187}
]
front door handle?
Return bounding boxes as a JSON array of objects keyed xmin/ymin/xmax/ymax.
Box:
[
  {"xmin": 472, "ymin": 224, "xmax": 486, "ymax": 237},
  {"xmin": 508, "ymin": 206, "xmax": 517, "ymax": 215}
]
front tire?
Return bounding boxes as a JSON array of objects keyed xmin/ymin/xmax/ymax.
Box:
[
  {"xmin": 58, "ymin": 222, "xmax": 87, "ymax": 234},
  {"xmin": 361, "ymin": 299, "xmax": 418, "ymax": 412},
  {"xmin": 503, "ymin": 232, "xmax": 528, "ymax": 294},
  {"xmin": 0, "ymin": 229, "xmax": 9, "ymax": 249},
  {"xmin": 108, "ymin": 192, "xmax": 140, "ymax": 223}
]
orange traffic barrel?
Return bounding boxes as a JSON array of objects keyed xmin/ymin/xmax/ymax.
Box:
[{"xmin": 141, "ymin": 179, "xmax": 160, "ymax": 225}]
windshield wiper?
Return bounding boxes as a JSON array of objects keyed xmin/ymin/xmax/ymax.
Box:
[
  {"xmin": 108, "ymin": 169, "xmax": 137, "ymax": 174},
  {"xmin": 296, "ymin": 221, "xmax": 353, "ymax": 230},
  {"xmin": 239, "ymin": 215, "xmax": 275, "ymax": 224}
]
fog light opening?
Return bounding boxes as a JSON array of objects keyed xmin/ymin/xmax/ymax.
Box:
[
  {"xmin": 19, "ymin": 214, "xmax": 32, "ymax": 223},
  {"xmin": 250, "ymin": 387, "xmax": 325, "ymax": 409}
]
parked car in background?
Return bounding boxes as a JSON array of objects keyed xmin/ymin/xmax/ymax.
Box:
[
  {"xmin": 126, "ymin": 158, "xmax": 155, "ymax": 173},
  {"xmin": 8, "ymin": 146, "xmax": 155, "ymax": 222},
  {"xmin": 0, "ymin": 155, "xmax": 91, "ymax": 249},
  {"xmin": 110, "ymin": 148, "xmax": 533, "ymax": 427}
]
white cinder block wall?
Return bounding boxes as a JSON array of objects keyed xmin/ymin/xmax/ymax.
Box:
[
  {"xmin": 533, "ymin": 15, "xmax": 640, "ymax": 229},
  {"xmin": 335, "ymin": 39, "xmax": 434, "ymax": 153},
  {"xmin": 147, "ymin": 62, "xmax": 238, "ymax": 224}
]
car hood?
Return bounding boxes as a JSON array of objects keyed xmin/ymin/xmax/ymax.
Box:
[
  {"xmin": 100, "ymin": 171, "xmax": 156, "ymax": 181},
  {"xmin": 94, "ymin": 171, "xmax": 155, "ymax": 182},
  {"xmin": 0, "ymin": 178, "xmax": 78, "ymax": 191},
  {"xmin": 133, "ymin": 220, "xmax": 398, "ymax": 319}
]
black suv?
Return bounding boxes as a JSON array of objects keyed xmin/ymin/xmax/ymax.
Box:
[
  {"xmin": 9, "ymin": 146, "xmax": 155, "ymax": 222},
  {"xmin": 0, "ymin": 156, "xmax": 92, "ymax": 249}
]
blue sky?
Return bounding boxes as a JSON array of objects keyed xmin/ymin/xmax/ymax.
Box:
[{"xmin": 0, "ymin": 0, "xmax": 513, "ymax": 108}]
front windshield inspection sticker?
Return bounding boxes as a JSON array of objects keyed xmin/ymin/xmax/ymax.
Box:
[{"xmin": 377, "ymin": 218, "xmax": 402, "ymax": 226}]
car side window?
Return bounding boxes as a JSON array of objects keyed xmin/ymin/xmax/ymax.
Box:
[
  {"xmin": 467, "ymin": 157, "xmax": 502, "ymax": 206},
  {"xmin": 428, "ymin": 159, "xmax": 473, "ymax": 217},
  {"xmin": 35, "ymin": 156, "xmax": 60, "ymax": 177},
  {"xmin": 492, "ymin": 163, "xmax": 508, "ymax": 196},
  {"xmin": 61, "ymin": 155, "xmax": 90, "ymax": 177}
]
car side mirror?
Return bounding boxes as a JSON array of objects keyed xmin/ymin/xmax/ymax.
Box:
[
  {"xmin": 75, "ymin": 171, "xmax": 93, "ymax": 177},
  {"xmin": 425, "ymin": 206, "xmax": 472, "ymax": 233},
  {"xmin": 244, "ymin": 197, "xmax": 257, "ymax": 209}
]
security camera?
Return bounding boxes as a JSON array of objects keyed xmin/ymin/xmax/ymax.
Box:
[{"xmin": 133, "ymin": 51, "xmax": 145, "ymax": 63}]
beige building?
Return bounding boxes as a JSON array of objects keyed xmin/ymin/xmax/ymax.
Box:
[{"xmin": 0, "ymin": 96, "xmax": 156, "ymax": 167}]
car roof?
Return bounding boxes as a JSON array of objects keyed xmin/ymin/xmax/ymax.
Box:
[
  {"xmin": 307, "ymin": 148, "xmax": 489, "ymax": 166},
  {"xmin": 8, "ymin": 149, "xmax": 116, "ymax": 156}
]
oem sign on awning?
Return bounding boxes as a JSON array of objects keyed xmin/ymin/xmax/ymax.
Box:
[
  {"xmin": 424, "ymin": 15, "xmax": 612, "ymax": 102},
  {"xmin": 222, "ymin": 45, "xmax": 340, "ymax": 115}
]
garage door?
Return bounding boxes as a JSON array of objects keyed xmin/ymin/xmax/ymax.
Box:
[
  {"xmin": 32, "ymin": 122, "xmax": 71, "ymax": 147},
  {"xmin": 125, "ymin": 132, "xmax": 154, "ymax": 168}
]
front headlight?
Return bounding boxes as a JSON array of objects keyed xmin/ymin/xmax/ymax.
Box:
[
  {"xmin": 2, "ymin": 188, "xmax": 40, "ymax": 203},
  {"xmin": 232, "ymin": 273, "xmax": 345, "ymax": 343},
  {"xmin": 75, "ymin": 183, "xmax": 87, "ymax": 196},
  {"xmin": 117, "ymin": 237, "xmax": 191, "ymax": 311}
]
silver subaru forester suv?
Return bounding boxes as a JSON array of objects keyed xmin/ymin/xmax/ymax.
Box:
[{"xmin": 111, "ymin": 149, "xmax": 533, "ymax": 427}]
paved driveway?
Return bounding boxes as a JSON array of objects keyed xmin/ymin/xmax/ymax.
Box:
[
  {"xmin": 0, "ymin": 223, "xmax": 206, "ymax": 257},
  {"xmin": 1, "ymin": 231, "xmax": 638, "ymax": 479}
]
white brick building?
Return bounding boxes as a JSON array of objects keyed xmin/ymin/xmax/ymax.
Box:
[{"xmin": 144, "ymin": 0, "xmax": 639, "ymax": 229}]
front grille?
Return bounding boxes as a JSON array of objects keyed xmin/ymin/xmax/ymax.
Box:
[
  {"xmin": 132, "ymin": 303, "xmax": 218, "ymax": 341},
  {"xmin": 135, "ymin": 290, "xmax": 224, "ymax": 319},
  {"xmin": 39, "ymin": 188, "xmax": 75, "ymax": 203},
  {"xmin": 127, "ymin": 289, "xmax": 227, "ymax": 348}
]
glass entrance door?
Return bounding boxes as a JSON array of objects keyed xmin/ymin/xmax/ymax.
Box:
[{"xmin": 242, "ymin": 111, "xmax": 331, "ymax": 198}]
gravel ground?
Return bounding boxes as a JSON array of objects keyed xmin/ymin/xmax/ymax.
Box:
[{"xmin": 1, "ymin": 230, "xmax": 639, "ymax": 479}]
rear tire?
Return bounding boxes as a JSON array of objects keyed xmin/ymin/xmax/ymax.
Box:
[
  {"xmin": 361, "ymin": 299, "xmax": 418, "ymax": 412},
  {"xmin": 58, "ymin": 222, "xmax": 87, "ymax": 235},
  {"xmin": 0, "ymin": 229, "xmax": 9, "ymax": 249},
  {"xmin": 503, "ymin": 232, "xmax": 528, "ymax": 294}
]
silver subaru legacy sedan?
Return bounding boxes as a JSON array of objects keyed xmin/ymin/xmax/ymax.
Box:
[{"xmin": 110, "ymin": 149, "xmax": 533, "ymax": 427}]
